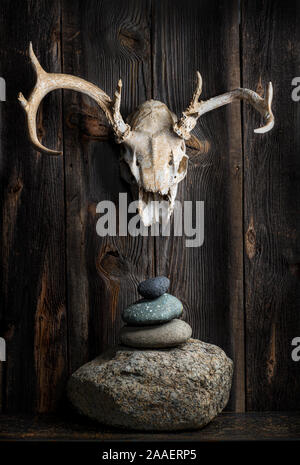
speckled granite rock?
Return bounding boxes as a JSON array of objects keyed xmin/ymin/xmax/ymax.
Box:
[
  {"xmin": 67, "ymin": 339, "xmax": 233, "ymax": 431},
  {"xmin": 138, "ymin": 276, "xmax": 170, "ymax": 299},
  {"xmin": 120, "ymin": 319, "xmax": 192, "ymax": 348},
  {"xmin": 122, "ymin": 293, "xmax": 183, "ymax": 326}
]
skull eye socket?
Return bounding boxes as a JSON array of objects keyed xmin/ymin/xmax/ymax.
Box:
[
  {"xmin": 178, "ymin": 156, "xmax": 188, "ymax": 174},
  {"xmin": 169, "ymin": 159, "xmax": 173, "ymax": 166},
  {"xmin": 136, "ymin": 159, "xmax": 140, "ymax": 167}
]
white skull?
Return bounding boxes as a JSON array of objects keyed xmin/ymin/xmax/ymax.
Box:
[{"xmin": 120, "ymin": 100, "xmax": 188, "ymax": 226}]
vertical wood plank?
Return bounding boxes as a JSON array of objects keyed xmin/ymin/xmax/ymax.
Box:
[
  {"xmin": 242, "ymin": 0, "xmax": 300, "ymax": 409},
  {"xmin": 0, "ymin": 0, "xmax": 67, "ymax": 412},
  {"xmin": 62, "ymin": 0, "xmax": 154, "ymax": 373},
  {"xmin": 152, "ymin": 0, "xmax": 245, "ymax": 411}
]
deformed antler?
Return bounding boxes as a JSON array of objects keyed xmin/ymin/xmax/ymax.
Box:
[
  {"xmin": 18, "ymin": 43, "xmax": 131, "ymax": 154},
  {"xmin": 174, "ymin": 71, "xmax": 274, "ymax": 140}
]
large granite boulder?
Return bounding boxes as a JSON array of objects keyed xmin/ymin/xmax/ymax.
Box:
[{"xmin": 67, "ymin": 339, "xmax": 233, "ymax": 431}]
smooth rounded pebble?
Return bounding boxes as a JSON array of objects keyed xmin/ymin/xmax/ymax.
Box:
[
  {"xmin": 122, "ymin": 293, "xmax": 182, "ymax": 326},
  {"xmin": 138, "ymin": 276, "xmax": 170, "ymax": 299},
  {"xmin": 67, "ymin": 339, "xmax": 233, "ymax": 431},
  {"xmin": 120, "ymin": 319, "xmax": 192, "ymax": 348}
]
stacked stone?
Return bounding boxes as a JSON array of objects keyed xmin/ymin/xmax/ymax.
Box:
[
  {"xmin": 68, "ymin": 277, "xmax": 234, "ymax": 431},
  {"xmin": 120, "ymin": 276, "xmax": 192, "ymax": 348}
]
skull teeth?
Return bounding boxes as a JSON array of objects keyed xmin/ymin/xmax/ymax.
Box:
[{"xmin": 138, "ymin": 189, "xmax": 172, "ymax": 226}]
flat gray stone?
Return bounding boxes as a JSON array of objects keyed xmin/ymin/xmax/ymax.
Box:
[
  {"xmin": 67, "ymin": 339, "xmax": 233, "ymax": 431},
  {"xmin": 120, "ymin": 319, "xmax": 192, "ymax": 348},
  {"xmin": 122, "ymin": 293, "xmax": 183, "ymax": 326}
]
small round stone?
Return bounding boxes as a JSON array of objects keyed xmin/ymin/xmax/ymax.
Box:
[
  {"xmin": 122, "ymin": 293, "xmax": 182, "ymax": 326},
  {"xmin": 120, "ymin": 319, "xmax": 192, "ymax": 348},
  {"xmin": 138, "ymin": 276, "xmax": 170, "ymax": 299}
]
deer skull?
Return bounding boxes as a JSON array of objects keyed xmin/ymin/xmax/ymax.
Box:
[
  {"xmin": 19, "ymin": 44, "xmax": 274, "ymax": 226},
  {"xmin": 120, "ymin": 100, "xmax": 189, "ymax": 225}
]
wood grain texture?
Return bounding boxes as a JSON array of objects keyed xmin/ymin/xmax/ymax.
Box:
[
  {"xmin": 61, "ymin": 0, "xmax": 154, "ymax": 374},
  {"xmin": 152, "ymin": 0, "xmax": 245, "ymax": 411},
  {"xmin": 0, "ymin": 0, "xmax": 299, "ymax": 416},
  {"xmin": 0, "ymin": 0, "xmax": 67, "ymax": 412},
  {"xmin": 0, "ymin": 412, "xmax": 299, "ymax": 441},
  {"xmin": 242, "ymin": 0, "xmax": 300, "ymax": 410}
]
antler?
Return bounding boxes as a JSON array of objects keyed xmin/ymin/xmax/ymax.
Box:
[
  {"xmin": 174, "ymin": 71, "xmax": 274, "ymax": 140},
  {"xmin": 18, "ymin": 43, "xmax": 131, "ymax": 155}
]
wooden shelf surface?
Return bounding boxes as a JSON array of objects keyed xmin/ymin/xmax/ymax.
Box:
[{"xmin": 0, "ymin": 412, "xmax": 299, "ymax": 442}]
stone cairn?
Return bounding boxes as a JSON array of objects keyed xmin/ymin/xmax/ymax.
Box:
[
  {"xmin": 120, "ymin": 276, "xmax": 192, "ymax": 349},
  {"xmin": 67, "ymin": 276, "xmax": 233, "ymax": 431}
]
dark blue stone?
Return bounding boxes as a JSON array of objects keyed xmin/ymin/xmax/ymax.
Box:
[{"xmin": 138, "ymin": 276, "xmax": 170, "ymax": 299}]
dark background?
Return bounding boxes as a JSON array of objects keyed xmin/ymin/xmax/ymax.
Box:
[{"xmin": 0, "ymin": 0, "xmax": 299, "ymax": 416}]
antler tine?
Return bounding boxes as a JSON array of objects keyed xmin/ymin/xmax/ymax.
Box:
[
  {"xmin": 111, "ymin": 79, "xmax": 131, "ymax": 143},
  {"xmin": 253, "ymin": 81, "xmax": 274, "ymax": 133},
  {"xmin": 174, "ymin": 71, "xmax": 274, "ymax": 139},
  {"xmin": 173, "ymin": 71, "xmax": 204, "ymax": 139},
  {"xmin": 18, "ymin": 44, "xmax": 131, "ymax": 155},
  {"xmin": 28, "ymin": 42, "xmax": 46, "ymax": 75},
  {"xmin": 18, "ymin": 43, "xmax": 61, "ymax": 155},
  {"xmin": 113, "ymin": 79, "xmax": 122, "ymax": 113},
  {"xmin": 188, "ymin": 71, "xmax": 202, "ymax": 112}
]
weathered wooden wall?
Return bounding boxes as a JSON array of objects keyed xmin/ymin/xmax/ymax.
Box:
[
  {"xmin": 0, "ymin": 0, "xmax": 299, "ymax": 414},
  {"xmin": 242, "ymin": 0, "xmax": 300, "ymax": 411}
]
